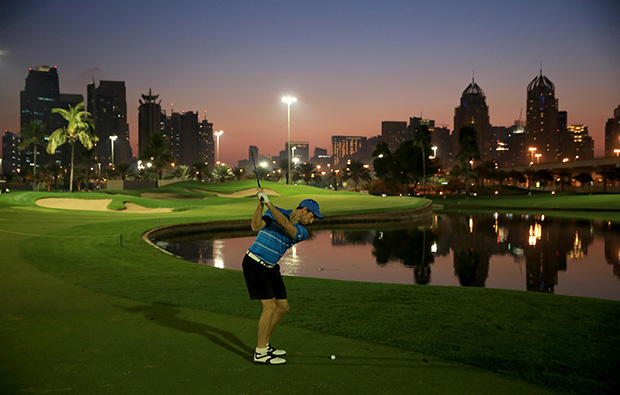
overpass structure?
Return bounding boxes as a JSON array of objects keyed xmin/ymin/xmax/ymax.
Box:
[{"xmin": 500, "ymin": 157, "xmax": 620, "ymax": 174}]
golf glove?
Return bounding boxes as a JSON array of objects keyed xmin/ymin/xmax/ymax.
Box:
[{"xmin": 257, "ymin": 192, "xmax": 269, "ymax": 204}]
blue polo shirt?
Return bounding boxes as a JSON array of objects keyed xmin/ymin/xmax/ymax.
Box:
[{"xmin": 248, "ymin": 208, "xmax": 308, "ymax": 266}]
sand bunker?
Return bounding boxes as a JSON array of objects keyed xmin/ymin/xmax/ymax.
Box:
[
  {"xmin": 190, "ymin": 188, "xmax": 281, "ymax": 198},
  {"xmin": 36, "ymin": 198, "xmax": 173, "ymax": 213},
  {"xmin": 140, "ymin": 192, "xmax": 183, "ymax": 199}
]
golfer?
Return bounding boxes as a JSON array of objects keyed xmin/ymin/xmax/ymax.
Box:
[{"xmin": 243, "ymin": 188, "xmax": 324, "ymax": 365}]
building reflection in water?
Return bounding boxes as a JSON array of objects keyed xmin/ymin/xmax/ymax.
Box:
[
  {"xmin": 155, "ymin": 213, "xmax": 620, "ymax": 299},
  {"xmin": 366, "ymin": 213, "xmax": 616, "ymax": 295}
]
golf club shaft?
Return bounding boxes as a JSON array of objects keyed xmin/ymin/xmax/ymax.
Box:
[{"xmin": 251, "ymin": 152, "xmax": 261, "ymax": 188}]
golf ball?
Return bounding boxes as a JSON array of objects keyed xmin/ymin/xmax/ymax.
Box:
[{"xmin": 330, "ymin": 355, "xmax": 336, "ymax": 360}]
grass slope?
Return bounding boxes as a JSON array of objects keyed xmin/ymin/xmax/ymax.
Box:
[{"xmin": 1, "ymin": 184, "xmax": 619, "ymax": 394}]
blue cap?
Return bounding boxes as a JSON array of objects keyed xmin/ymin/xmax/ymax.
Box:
[{"xmin": 299, "ymin": 199, "xmax": 324, "ymax": 219}]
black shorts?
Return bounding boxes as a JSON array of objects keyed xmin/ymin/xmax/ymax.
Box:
[{"xmin": 242, "ymin": 254, "xmax": 287, "ymax": 300}]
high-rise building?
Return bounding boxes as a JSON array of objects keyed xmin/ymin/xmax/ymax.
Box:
[
  {"xmin": 178, "ymin": 111, "xmax": 199, "ymax": 166},
  {"xmin": 505, "ymin": 123, "xmax": 527, "ymax": 167},
  {"xmin": 2, "ymin": 131, "xmax": 22, "ymax": 175},
  {"xmin": 87, "ymin": 81, "xmax": 131, "ymax": 167},
  {"xmin": 163, "ymin": 111, "xmax": 201, "ymax": 166},
  {"xmin": 20, "ymin": 66, "xmax": 67, "ymax": 168},
  {"xmin": 381, "ymin": 121, "xmax": 407, "ymax": 152},
  {"xmin": 332, "ymin": 136, "xmax": 366, "ymax": 167},
  {"xmin": 526, "ymin": 70, "xmax": 559, "ymax": 164},
  {"xmin": 453, "ymin": 78, "xmax": 491, "ymax": 162},
  {"xmin": 431, "ymin": 126, "xmax": 453, "ymax": 166},
  {"xmin": 605, "ymin": 105, "xmax": 620, "ymax": 157},
  {"xmin": 199, "ymin": 119, "xmax": 214, "ymax": 168},
  {"xmin": 489, "ymin": 126, "xmax": 512, "ymax": 163},
  {"xmin": 138, "ymin": 89, "xmax": 164, "ymax": 158},
  {"xmin": 567, "ymin": 125, "xmax": 594, "ymax": 160}
]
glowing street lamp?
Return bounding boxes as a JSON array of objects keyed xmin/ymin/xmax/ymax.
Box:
[
  {"xmin": 614, "ymin": 149, "xmax": 620, "ymax": 157},
  {"xmin": 109, "ymin": 135, "xmax": 118, "ymax": 167},
  {"xmin": 535, "ymin": 153, "xmax": 542, "ymax": 164},
  {"xmin": 431, "ymin": 146, "xmax": 438, "ymax": 159},
  {"xmin": 214, "ymin": 130, "xmax": 224, "ymax": 163},
  {"xmin": 281, "ymin": 96, "xmax": 297, "ymax": 184},
  {"xmin": 528, "ymin": 147, "xmax": 537, "ymax": 164}
]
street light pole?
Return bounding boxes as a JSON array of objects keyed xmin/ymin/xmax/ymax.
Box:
[
  {"xmin": 214, "ymin": 130, "xmax": 224, "ymax": 164},
  {"xmin": 281, "ymin": 96, "xmax": 297, "ymax": 184},
  {"xmin": 109, "ymin": 135, "xmax": 118, "ymax": 167},
  {"xmin": 528, "ymin": 147, "xmax": 537, "ymax": 165}
]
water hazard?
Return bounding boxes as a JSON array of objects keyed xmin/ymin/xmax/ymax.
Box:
[{"xmin": 155, "ymin": 213, "xmax": 620, "ymax": 301}]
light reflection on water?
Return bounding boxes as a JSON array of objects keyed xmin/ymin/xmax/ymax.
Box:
[{"xmin": 157, "ymin": 213, "xmax": 620, "ymax": 301}]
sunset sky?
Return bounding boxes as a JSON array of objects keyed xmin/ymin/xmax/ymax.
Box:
[{"xmin": 1, "ymin": 0, "xmax": 619, "ymax": 163}]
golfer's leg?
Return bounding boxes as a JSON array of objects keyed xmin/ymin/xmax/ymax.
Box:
[
  {"xmin": 266, "ymin": 299, "xmax": 289, "ymax": 342},
  {"xmin": 257, "ymin": 298, "xmax": 277, "ymax": 348}
]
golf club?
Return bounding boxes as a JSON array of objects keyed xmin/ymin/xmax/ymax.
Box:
[{"xmin": 250, "ymin": 150, "xmax": 261, "ymax": 188}]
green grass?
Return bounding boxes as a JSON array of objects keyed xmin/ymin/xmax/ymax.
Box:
[{"xmin": 1, "ymin": 184, "xmax": 619, "ymax": 394}]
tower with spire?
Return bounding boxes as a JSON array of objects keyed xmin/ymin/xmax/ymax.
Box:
[
  {"xmin": 525, "ymin": 68, "xmax": 559, "ymax": 164},
  {"xmin": 453, "ymin": 76, "xmax": 491, "ymax": 162}
]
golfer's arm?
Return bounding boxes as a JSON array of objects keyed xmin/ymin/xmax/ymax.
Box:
[
  {"xmin": 251, "ymin": 203, "xmax": 266, "ymax": 231},
  {"xmin": 265, "ymin": 202, "xmax": 297, "ymax": 239}
]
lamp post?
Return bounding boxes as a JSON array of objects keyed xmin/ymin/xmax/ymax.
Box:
[
  {"xmin": 431, "ymin": 146, "xmax": 438, "ymax": 159},
  {"xmin": 281, "ymin": 96, "xmax": 297, "ymax": 184},
  {"xmin": 214, "ymin": 130, "xmax": 224, "ymax": 164},
  {"xmin": 535, "ymin": 153, "xmax": 542, "ymax": 164},
  {"xmin": 614, "ymin": 149, "xmax": 620, "ymax": 157},
  {"xmin": 528, "ymin": 147, "xmax": 537, "ymax": 165},
  {"xmin": 109, "ymin": 135, "xmax": 118, "ymax": 167}
]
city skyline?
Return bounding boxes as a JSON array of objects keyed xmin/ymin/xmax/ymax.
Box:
[{"xmin": 1, "ymin": 0, "xmax": 619, "ymax": 164}]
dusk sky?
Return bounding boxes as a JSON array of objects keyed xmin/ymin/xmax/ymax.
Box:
[{"xmin": 1, "ymin": 0, "xmax": 619, "ymax": 163}]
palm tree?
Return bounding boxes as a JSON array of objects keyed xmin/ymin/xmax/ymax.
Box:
[
  {"xmin": 77, "ymin": 145, "xmax": 96, "ymax": 191},
  {"xmin": 19, "ymin": 121, "xmax": 48, "ymax": 190},
  {"xmin": 192, "ymin": 161, "xmax": 208, "ymax": 182},
  {"xmin": 341, "ymin": 160, "xmax": 372, "ymax": 191},
  {"xmin": 115, "ymin": 163, "xmax": 134, "ymax": 181},
  {"xmin": 455, "ymin": 126, "xmax": 480, "ymax": 197},
  {"xmin": 253, "ymin": 166, "xmax": 269, "ymax": 182},
  {"xmin": 211, "ymin": 164, "xmax": 234, "ymax": 182},
  {"xmin": 140, "ymin": 133, "xmax": 173, "ymax": 187},
  {"xmin": 47, "ymin": 102, "xmax": 97, "ymax": 192},
  {"xmin": 554, "ymin": 169, "xmax": 572, "ymax": 192},
  {"xmin": 294, "ymin": 162, "xmax": 321, "ymax": 185},
  {"xmin": 278, "ymin": 159, "xmax": 290, "ymax": 184},
  {"xmin": 231, "ymin": 167, "xmax": 245, "ymax": 181},
  {"xmin": 173, "ymin": 165, "xmax": 192, "ymax": 180},
  {"xmin": 40, "ymin": 162, "xmax": 63, "ymax": 191},
  {"xmin": 412, "ymin": 124, "xmax": 431, "ymax": 196}
]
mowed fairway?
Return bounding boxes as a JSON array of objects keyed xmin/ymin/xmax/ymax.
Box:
[{"xmin": 1, "ymin": 181, "xmax": 618, "ymax": 394}]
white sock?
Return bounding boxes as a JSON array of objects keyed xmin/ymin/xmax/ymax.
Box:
[{"xmin": 255, "ymin": 347, "xmax": 268, "ymax": 354}]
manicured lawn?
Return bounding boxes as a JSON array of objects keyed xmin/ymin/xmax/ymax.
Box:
[{"xmin": 1, "ymin": 182, "xmax": 618, "ymax": 394}]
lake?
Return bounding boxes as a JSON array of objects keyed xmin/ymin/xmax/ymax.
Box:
[{"xmin": 154, "ymin": 212, "xmax": 620, "ymax": 301}]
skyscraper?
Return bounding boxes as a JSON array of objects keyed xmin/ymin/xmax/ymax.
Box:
[
  {"xmin": 381, "ymin": 121, "xmax": 407, "ymax": 152},
  {"xmin": 19, "ymin": 66, "xmax": 67, "ymax": 168},
  {"xmin": 2, "ymin": 131, "xmax": 22, "ymax": 175},
  {"xmin": 199, "ymin": 119, "xmax": 214, "ymax": 168},
  {"xmin": 332, "ymin": 135, "xmax": 366, "ymax": 166},
  {"xmin": 177, "ymin": 111, "xmax": 199, "ymax": 166},
  {"xmin": 138, "ymin": 89, "xmax": 164, "ymax": 158},
  {"xmin": 567, "ymin": 125, "xmax": 594, "ymax": 160},
  {"xmin": 605, "ymin": 105, "xmax": 620, "ymax": 157},
  {"xmin": 525, "ymin": 70, "xmax": 559, "ymax": 164},
  {"xmin": 453, "ymin": 78, "xmax": 491, "ymax": 162},
  {"xmin": 87, "ymin": 80, "xmax": 131, "ymax": 166}
]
